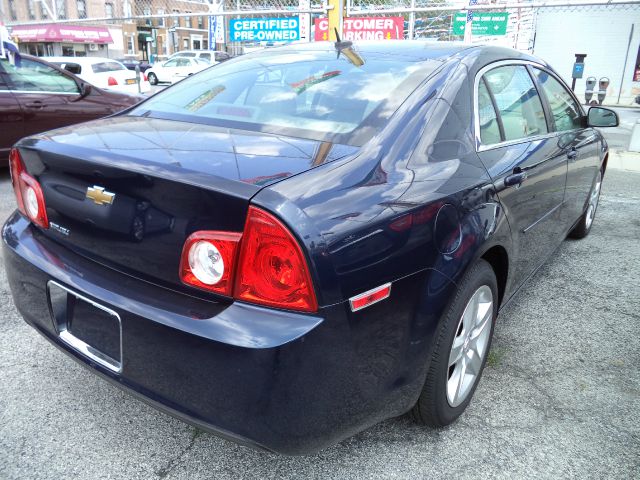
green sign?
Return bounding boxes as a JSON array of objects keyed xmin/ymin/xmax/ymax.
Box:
[{"xmin": 452, "ymin": 12, "xmax": 509, "ymax": 36}]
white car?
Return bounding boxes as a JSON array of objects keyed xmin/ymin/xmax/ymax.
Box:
[
  {"xmin": 146, "ymin": 57, "xmax": 210, "ymax": 85},
  {"xmin": 46, "ymin": 56, "xmax": 151, "ymax": 95},
  {"xmin": 167, "ymin": 50, "xmax": 230, "ymax": 64}
]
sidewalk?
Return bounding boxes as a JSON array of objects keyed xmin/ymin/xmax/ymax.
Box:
[{"xmin": 608, "ymin": 150, "xmax": 640, "ymax": 172}]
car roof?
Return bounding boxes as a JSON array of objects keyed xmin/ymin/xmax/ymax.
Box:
[
  {"xmin": 44, "ymin": 56, "xmax": 125, "ymax": 65},
  {"xmin": 259, "ymin": 41, "xmax": 538, "ymax": 64}
]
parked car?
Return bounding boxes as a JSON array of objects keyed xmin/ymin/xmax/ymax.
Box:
[
  {"xmin": 46, "ymin": 56, "xmax": 151, "ymax": 95},
  {"xmin": 117, "ymin": 58, "xmax": 152, "ymax": 73},
  {"xmin": 3, "ymin": 42, "xmax": 618, "ymax": 454},
  {"xmin": 145, "ymin": 57, "xmax": 209, "ymax": 85},
  {"xmin": 168, "ymin": 49, "xmax": 230, "ymax": 64},
  {"xmin": 0, "ymin": 54, "xmax": 142, "ymax": 165}
]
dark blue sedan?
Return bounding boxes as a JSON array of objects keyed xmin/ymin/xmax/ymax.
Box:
[{"xmin": 2, "ymin": 41, "xmax": 618, "ymax": 454}]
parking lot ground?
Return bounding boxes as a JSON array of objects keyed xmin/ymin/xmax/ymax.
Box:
[{"xmin": 1, "ymin": 158, "xmax": 639, "ymax": 479}]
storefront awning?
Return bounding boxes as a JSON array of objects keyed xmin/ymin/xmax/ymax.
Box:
[{"xmin": 10, "ymin": 24, "xmax": 113, "ymax": 44}]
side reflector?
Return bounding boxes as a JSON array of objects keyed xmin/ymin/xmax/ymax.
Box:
[{"xmin": 349, "ymin": 283, "xmax": 392, "ymax": 312}]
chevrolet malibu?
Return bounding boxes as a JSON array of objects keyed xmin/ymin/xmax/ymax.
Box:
[{"xmin": 2, "ymin": 41, "xmax": 618, "ymax": 454}]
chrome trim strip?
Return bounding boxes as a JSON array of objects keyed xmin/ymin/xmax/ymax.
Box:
[
  {"xmin": 349, "ymin": 282, "xmax": 392, "ymax": 312},
  {"xmin": 5, "ymin": 90, "xmax": 80, "ymax": 95},
  {"xmin": 522, "ymin": 202, "xmax": 563, "ymax": 234},
  {"xmin": 47, "ymin": 280, "xmax": 123, "ymax": 374}
]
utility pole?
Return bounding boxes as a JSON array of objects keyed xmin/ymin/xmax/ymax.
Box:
[
  {"xmin": 464, "ymin": 0, "xmax": 477, "ymax": 44},
  {"xmin": 327, "ymin": 0, "xmax": 344, "ymax": 41}
]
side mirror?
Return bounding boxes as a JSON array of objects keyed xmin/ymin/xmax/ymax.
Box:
[
  {"xmin": 587, "ymin": 107, "xmax": 619, "ymax": 127},
  {"xmin": 73, "ymin": 82, "xmax": 92, "ymax": 101}
]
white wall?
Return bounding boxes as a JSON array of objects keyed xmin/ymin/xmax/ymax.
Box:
[{"xmin": 533, "ymin": 5, "xmax": 640, "ymax": 105}]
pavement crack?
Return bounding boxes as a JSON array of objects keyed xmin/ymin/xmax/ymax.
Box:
[{"xmin": 154, "ymin": 427, "xmax": 204, "ymax": 479}]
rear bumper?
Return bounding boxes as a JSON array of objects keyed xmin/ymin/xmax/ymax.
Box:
[{"xmin": 2, "ymin": 212, "xmax": 448, "ymax": 454}]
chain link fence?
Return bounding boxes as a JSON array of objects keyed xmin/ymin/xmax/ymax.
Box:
[{"xmin": 2, "ymin": 0, "xmax": 639, "ymax": 61}]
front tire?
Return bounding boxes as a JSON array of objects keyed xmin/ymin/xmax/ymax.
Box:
[
  {"xmin": 569, "ymin": 169, "xmax": 602, "ymax": 239},
  {"xmin": 412, "ymin": 259, "xmax": 498, "ymax": 427},
  {"xmin": 148, "ymin": 72, "xmax": 158, "ymax": 85}
]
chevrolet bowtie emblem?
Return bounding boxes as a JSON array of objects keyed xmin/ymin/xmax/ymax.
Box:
[{"xmin": 86, "ymin": 186, "xmax": 115, "ymax": 206}]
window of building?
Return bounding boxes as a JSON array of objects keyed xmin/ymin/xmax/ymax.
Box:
[
  {"xmin": 157, "ymin": 9, "xmax": 165, "ymax": 27},
  {"xmin": 105, "ymin": 3, "xmax": 114, "ymax": 19},
  {"xmin": 173, "ymin": 10, "xmax": 180, "ymax": 27},
  {"xmin": 55, "ymin": 0, "xmax": 67, "ymax": 20},
  {"xmin": 185, "ymin": 12, "xmax": 192, "ymax": 28},
  {"xmin": 183, "ymin": 38, "xmax": 188, "ymax": 49},
  {"xmin": 40, "ymin": 2, "xmax": 49, "ymax": 19},
  {"xmin": 198, "ymin": 16, "xmax": 204, "ymax": 29},
  {"xmin": 9, "ymin": 0, "xmax": 18, "ymax": 20},
  {"xmin": 127, "ymin": 36, "xmax": 135, "ymax": 55},
  {"xmin": 27, "ymin": 0, "xmax": 36, "ymax": 20},
  {"xmin": 76, "ymin": 0, "xmax": 86, "ymax": 19}
]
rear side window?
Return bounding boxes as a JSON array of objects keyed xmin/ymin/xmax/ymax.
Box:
[
  {"xmin": 199, "ymin": 53, "xmax": 211, "ymax": 62},
  {"xmin": 92, "ymin": 61, "xmax": 127, "ymax": 73},
  {"xmin": 63, "ymin": 62, "xmax": 82, "ymax": 74},
  {"xmin": 477, "ymin": 79, "xmax": 501, "ymax": 145},
  {"xmin": 533, "ymin": 69, "xmax": 583, "ymax": 131},
  {"xmin": 482, "ymin": 65, "xmax": 547, "ymax": 142}
]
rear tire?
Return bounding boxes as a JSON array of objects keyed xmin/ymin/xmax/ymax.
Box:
[
  {"xmin": 569, "ymin": 169, "xmax": 602, "ymax": 239},
  {"xmin": 148, "ymin": 72, "xmax": 158, "ymax": 86},
  {"xmin": 412, "ymin": 259, "xmax": 498, "ymax": 427}
]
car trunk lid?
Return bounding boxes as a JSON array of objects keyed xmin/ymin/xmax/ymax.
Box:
[{"xmin": 16, "ymin": 115, "xmax": 358, "ymax": 293}]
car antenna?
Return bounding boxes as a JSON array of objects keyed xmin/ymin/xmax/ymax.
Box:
[{"xmin": 334, "ymin": 28, "xmax": 364, "ymax": 67}]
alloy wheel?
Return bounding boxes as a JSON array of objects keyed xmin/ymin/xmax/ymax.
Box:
[
  {"xmin": 447, "ymin": 285, "xmax": 494, "ymax": 407},
  {"xmin": 585, "ymin": 171, "xmax": 602, "ymax": 230}
]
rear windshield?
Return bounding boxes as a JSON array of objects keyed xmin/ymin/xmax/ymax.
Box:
[
  {"xmin": 92, "ymin": 61, "xmax": 127, "ymax": 73},
  {"xmin": 131, "ymin": 46, "xmax": 441, "ymax": 145}
]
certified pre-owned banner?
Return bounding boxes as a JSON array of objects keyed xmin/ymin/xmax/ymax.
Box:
[{"xmin": 229, "ymin": 18, "xmax": 300, "ymax": 42}]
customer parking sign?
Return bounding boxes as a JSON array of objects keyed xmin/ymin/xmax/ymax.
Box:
[{"xmin": 229, "ymin": 18, "xmax": 300, "ymax": 42}]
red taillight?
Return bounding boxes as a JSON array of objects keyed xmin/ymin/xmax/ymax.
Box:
[
  {"xmin": 9, "ymin": 148, "xmax": 49, "ymax": 229},
  {"xmin": 234, "ymin": 207, "xmax": 317, "ymax": 312},
  {"xmin": 179, "ymin": 231, "xmax": 241, "ymax": 296},
  {"xmin": 179, "ymin": 206, "xmax": 317, "ymax": 313},
  {"xmin": 143, "ymin": 73, "xmax": 148, "ymax": 82},
  {"xmin": 107, "ymin": 76, "xmax": 118, "ymax": 86}
]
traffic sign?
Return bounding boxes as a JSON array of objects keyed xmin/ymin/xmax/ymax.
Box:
[
  {"xmin": 452, "ymin": 12, "xmax": 509, "ymax": 36},
  {"xmin": 314, "ymin": 17, "xmax": 404, "ymax": 41}
]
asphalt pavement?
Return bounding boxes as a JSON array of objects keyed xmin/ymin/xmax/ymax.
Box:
[{"xmin": 0, "ymin": 155, "xmax": 639, "ymax": 479}]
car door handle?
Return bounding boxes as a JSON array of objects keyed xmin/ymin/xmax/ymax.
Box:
[
  {"xmin": 567, "ymin": 148, "xmax": 578, "ymax": 160},
  {"xmin": 504, "ymin": 171, "xmax": 527, "ymax": 187},
  {"xmin": 25, "ymin": 101, "xmax": 45, "ymax": 109}
]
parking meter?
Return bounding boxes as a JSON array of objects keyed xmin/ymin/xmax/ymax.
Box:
[
  {"xmin": 571, "ymin": 53, "xmax": 587, "ymax": 91},
  {"xmin": 597, "ymin": 77, "xmax": 610, "ymax": 105},
  {"xmin": 585, "ymin": 76, "xmax": 596, "ymax": 104},
  {"xmin": 135, "ymin": 64, "xmax": 141, "ymax": 94}
]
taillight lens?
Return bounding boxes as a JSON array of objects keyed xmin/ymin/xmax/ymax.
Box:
[
  {"xmin": 107, "ymin": 76, "xmax": 118, "ymax": 86},
  {"xmin": 234, "ymin": 207, "xmax": 317, "ymax": 313},
  {"xmin": 179, "ymin": 231, "xmax": 241, "ymax": 296},
  {"xmin": 179, "ymin": 207, "xmax": 317, "ymax": 313},
  {"xmin": 143, "ymin": 73, "xmax": 148, "ymax": 82},
  {"xmin": 9, "ymin": 148, "xmax": 49, "ymax": 229}
]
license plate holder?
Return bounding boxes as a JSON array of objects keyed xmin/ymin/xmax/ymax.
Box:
[{"xmin": 47, "ymin": 281, "xmax": 122, "ymax": 373}]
